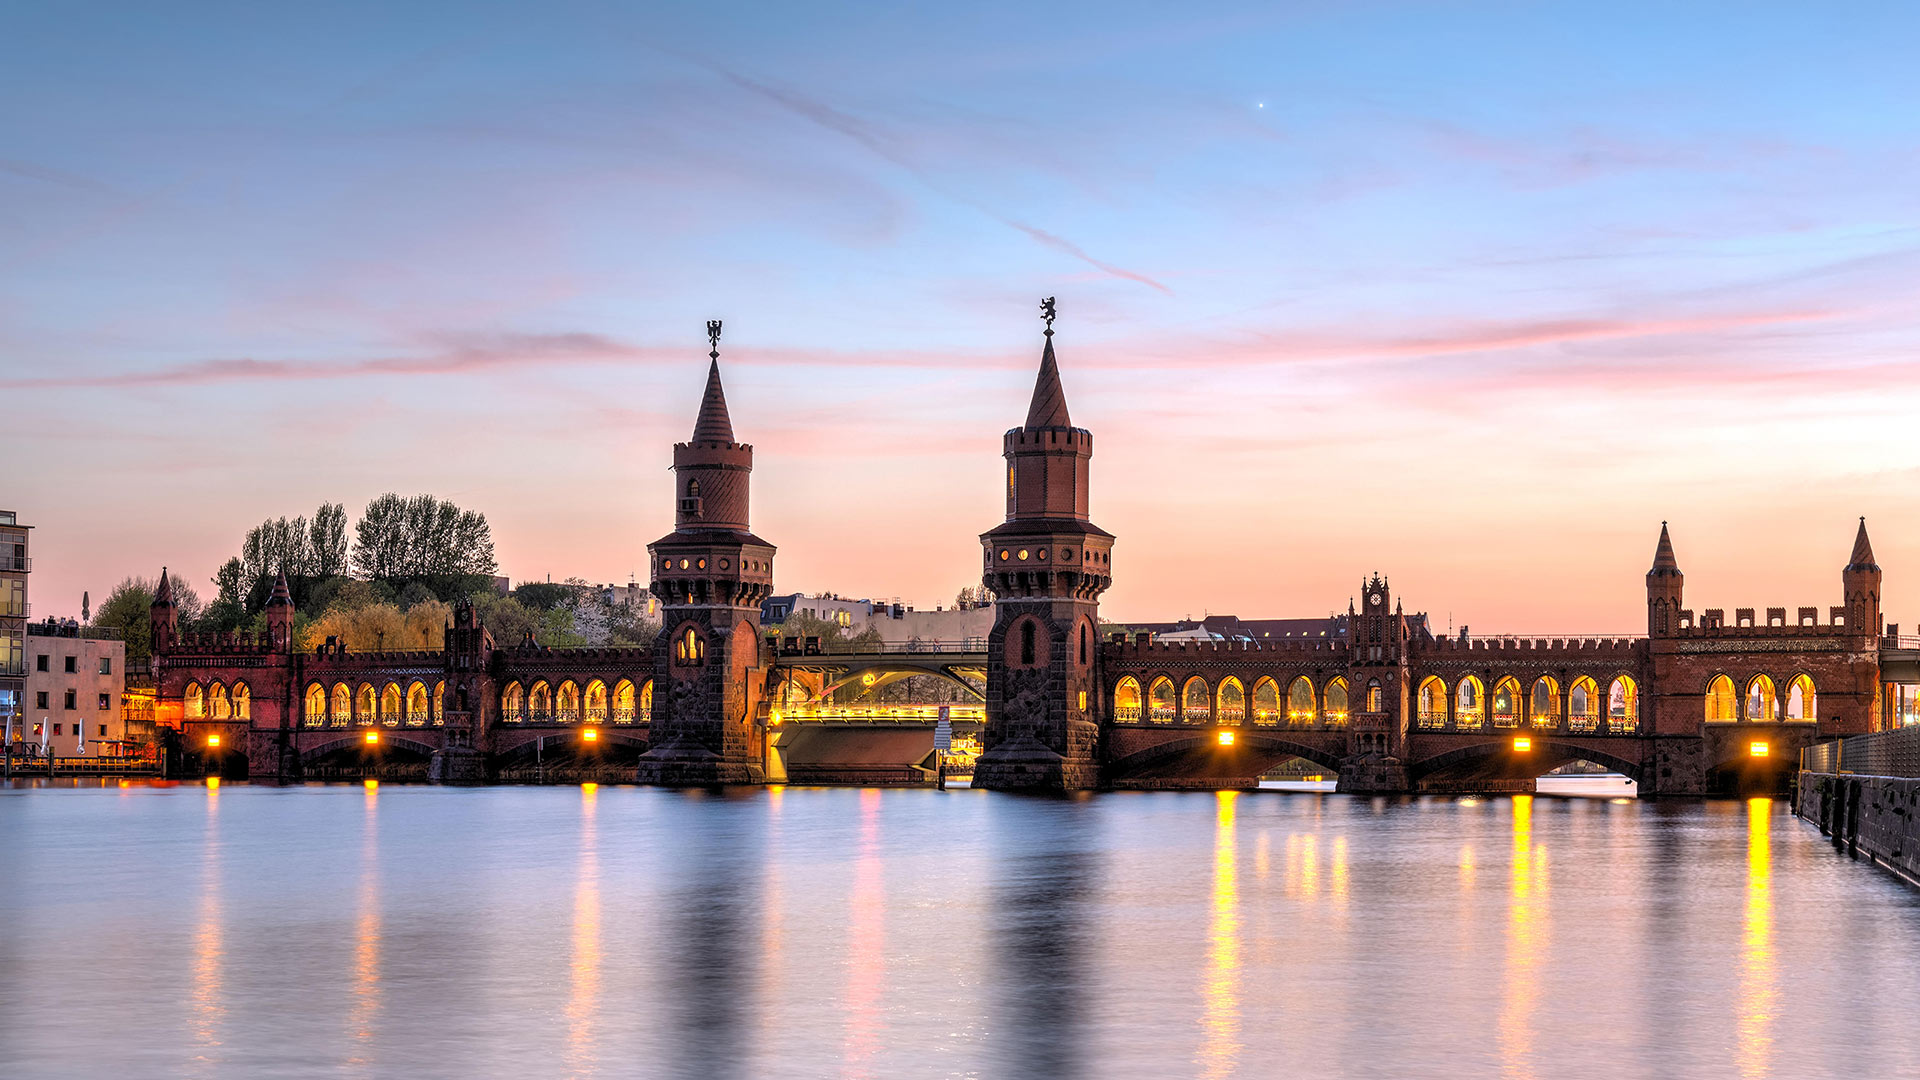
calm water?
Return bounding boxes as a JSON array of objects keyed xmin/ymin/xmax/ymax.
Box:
[{"xmin": 3, "ymin": 780, "xmax": 1918, "ymax": 1080}]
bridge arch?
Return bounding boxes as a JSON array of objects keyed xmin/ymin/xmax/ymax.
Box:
[
  {"xmin": 1251, "ymin": 677, "xmax": 1281, "ymax": 726},
  {"xmin": 1705, "ymin": 674, "xmax": 1737, "ymax": 723},
  {"xmin": 1147, "ymin": 676, "xmax": 1176, "ymax": 723},
  {"xmin": 1181, "ymin": 677, "xmax": 1210, "ymax": 724},
  {"xmin": 1216, "ymin": 677, "xmax": 1246, "ymax": 726},
  {"xmin": 1287, "ymin": 676, "xmax": 1316, "ymax": 726},
  {"xmin": 1411, "ymin": 738, "xmax": 1645, "ymax": 786},
  {"xmin": 1105, "ymin": 730, "xmax": 1348, "ymax": 780}
]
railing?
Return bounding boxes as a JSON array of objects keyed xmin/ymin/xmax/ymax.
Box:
[
  {"xmin": 0, "ymin": 602, "xmax": 25, "ymax": 618},
  {"xmin": 26, "ymin": 622, "xmax": 121, "ymax": 640},
  {"xmin": 0, "ymin": 556, "xmax": 30, "ymax": 572},
  {"xmin": 773, "ymin": 638, "xmax": 987, "ymax": 657},
  {"xmin": 1804, "ymin": 726, "xmax": 1920, "ymax": 778},
  {"xmin": 775, "ymin": 704, "xmax": 986, "ymax": 724}
]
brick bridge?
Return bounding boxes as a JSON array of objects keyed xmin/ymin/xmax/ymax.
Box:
[{"xmin": 147, "ymin": 313, "xmax": 1896, "ymax": 794}]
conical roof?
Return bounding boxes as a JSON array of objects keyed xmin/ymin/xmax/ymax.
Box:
[
  {"xmin": 690, "ymin": 358, "xmax": 735, "ymax": 444},
  {"xmin": 266, "ymin": 570, "xmax": 294, "ymax": 608},
  {"xmin": 1649, "ymin": 522, "xmax": 1680, "ymax": 574},
  {"xmin": 1024, "ymin": 336, "xmax": 1071, "ymax": 429},
  {"xmin": 1847, "ymin": 517, "xmax": 1879, "ymax": 572},
  {"xmin": 151, "ymin": 567, "xmax": 174, "ymax": 607}
]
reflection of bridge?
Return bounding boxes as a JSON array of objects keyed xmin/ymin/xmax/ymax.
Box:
[{"xmin": 143, "ymin": 311, "xmax": 1902, "ymax": 794}]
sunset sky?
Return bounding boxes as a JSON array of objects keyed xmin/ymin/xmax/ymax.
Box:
[{"xmin": 9, "ymin": 2, "xmax": 1920, "ymax": 631}]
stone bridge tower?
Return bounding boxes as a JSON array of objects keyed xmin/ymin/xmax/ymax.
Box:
[
  {"xmin": 975, "ymin": 302, "xmax": 1114, "ymax": 792},
  {"xmin": 635, "ymin": 323, "xmax": 777, "ymax": 785}
]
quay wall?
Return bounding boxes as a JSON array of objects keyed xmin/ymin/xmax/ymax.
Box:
[{"xmin": 1797, "ymin": 771, "xmax": 1920, "ymax": 887}]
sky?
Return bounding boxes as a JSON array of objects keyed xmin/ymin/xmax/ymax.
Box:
[{"xmin": 7, "ymin": 1, "xmax": 1920, "ymax": 632}]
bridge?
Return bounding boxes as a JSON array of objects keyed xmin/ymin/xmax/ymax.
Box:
[{"xmin": 140, "ymin": 311, "xmax": 1903, "ymax": 795}]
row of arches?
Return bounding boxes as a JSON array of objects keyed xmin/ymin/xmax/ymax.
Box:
[
  {"xmin": 1112, "ymin": 675, "xmax": 1355, "ymax": 728},
  {"xmin": 184, "ymin": 681, "xmax": 251, "ymax": 721},
  {"xmin": 302, "ymin": 680, "xmax": 444, "ymax": 728},
  {"xmin": 1416, "ymin": 674, "xmax": 1638, "ymax": 733},
  {"xmin": 1705, "ymin": 673, "xmax": 1817, "ymax": 723},
  {"xmin": 500, "ymin": 678, "xmax": 652, "ymax": 724}
]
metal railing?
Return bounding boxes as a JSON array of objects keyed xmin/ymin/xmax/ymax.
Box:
[
  {"xmin": 1803, "ymin": 726, "xmax": 1920, "ymax": 778},
  {"xmin": 0, "ymin": 556, "xmax": 30, "ymax": 572},
  {"xmin": 770, "ymin": 637, "xmax": 987, "ymax": 657}
]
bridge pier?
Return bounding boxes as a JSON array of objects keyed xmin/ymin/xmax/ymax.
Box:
[
  {"xmin": 428, "ymin": 746, "xmax": 488, "ymax": 783},
  {"xmin": 1335, "ymin": 757, "xmax": 1410, "ymax": 795}
]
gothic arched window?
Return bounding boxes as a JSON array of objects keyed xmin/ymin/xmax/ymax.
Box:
[{"xmin": 1020, "ymin": 621, "xmax": 1036, "ymax": 666}]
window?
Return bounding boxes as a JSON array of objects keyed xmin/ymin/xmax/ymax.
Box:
[
  {"xmin": 36, "ymin": 654, "xmax": 49, "ymax": 672},
  {"xmin": 53, "ymin": 724, "xmax": 62, "ymax": 736},
  {"xmin": 64, "ymin": 690, "xmax": 76, "ymax": 710},
  {"xmin": 64, "ymin": 656, "xmax": 76, "ymax": 673},
  {"xmin": 98, "ymin": 657, "xmax": 111, "ymax": 675},
  {"xmin": 36, "ymin": 691, "xmax": 48, "ymax": 709},
  {"xmin": 97, "ymin": 693, "xmax": 110, "ymax": 710},
  {"xmin": 1020, "ymin": 621, "xmax": 1036, "ymax": 665},
  {"xmin": 97, "ymin": 725, "xmax": 107, "ymax": 737}
]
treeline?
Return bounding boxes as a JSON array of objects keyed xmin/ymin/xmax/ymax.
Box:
[{"xmin": 91, "ymin": 494, "xmax": 656, "ymax": 665}]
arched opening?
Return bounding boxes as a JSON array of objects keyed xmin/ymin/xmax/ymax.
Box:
[
  {"xmin": 1417, "ymin": 676, "xmax": 1448, "ymax": 728},
  {"xmin": 1287, "ymin": 676, "xmax": 1316, "ymax": 727},
  {"xmin": 231, "ymin": 682, "xmax": 250, "ymax": 720},
  {"xmin": 1570, "ymin": 677, "xmax": 1599, "ymax": 732},
  {"xmin": 1365, "ymin": 679, "xmax": 1381, "ymax": 714},
  {"xmin": 676, "ymin": 628, "xmax": 704, "ymax": 666},
  {"xmin": 529, "ymin": 680, "xmax": 552, "ymax": 721},
  {"xmin": 501, "ymin": 682, "xmax": 525, "ymax": 722},
  {"xmin": 184, "ymin": 682, "xmax": 205, "ymax": 719},
  {"xmin": 1020, "ymin": 621, "xmax": 1037, "ymax": 666},
  {"xmin": 1455, "ymin": 676, "xmax": 1485, "ymax": 730},
  {"xmin": 1786, "ymin": 674, "xmax": 1817, "ymax": 722},
  {"xmin": 1181, "ymin": 676, "xmax": 1211, "ymax": 724},
  {"xmin": 1148, "ymin": 677, "xmax": 1176, "ymax": 723},
  {"xmin": 1216, "ymin": 677, "xmax": 1246, "ymax": 726},
  {"xmin": 1746, "ymin": 675, "xmax": 1777, "ymax": 722},
  {"xmin": 1530, "ymin": 676, "xmax": 1560, "ymax": 729},
  {"xmin": 1325, "ymin": 678, "xmax": 1350, "ymax": 726},
  {"xmin": 433, "ymin": 681, "xmax": 446, "ymax": 724},
  {"xmin": 380, "ymin": 683, "xmax": 402, "ymax": 726},
  {"xmin": 1251, "ymin": 677, "xmax": 1281, "ymax": 726},
  {"xmin": 209, "ymin": 682, "xmax": 232, "ymax": 720},
  {"xmin": 1114, "ymin": 676, "xmax": 1143, "ymax": 722},
  {"xmin": 585, "ymin": 679, "xmax": 609, "ymax": 722},
  {"xmin": 1491, "ymin": 676, "xmax": 1521, "ymax": 728},
  {"xmin": 357, "ymin": 684, "xmax": 376, "ymax": 724},
  {"xmin": 331, "ymin": 683, "xmax": 351, "ymax": 726},
  {"xmin": 1608, "ymin": 676, "xmax": 1638, "ymax": 732},
  {"xmin": 639, "ymin": 680, "xmax": 654, "ymax": 723},
  {"xmin": 612, "ymin": 679, "xmax": 635, "ymax": 721},
  {"xmin": 406, "ymin": 681, "xmax": 429, "ymax": 726},
  {"xmin": 1705, "ymin": 675, "xmax": 1737, "ymax": 723},
  {"xmin": 304, "ymin": 683, "xmax": 327, "ymax": 727},
  {"xmin": 1079, "ymin": 623, "xmax": 1089, "ymax": 665},
  {"xmin": 557, "ymin": 680, "xmax": 581, "ymax": 722}
]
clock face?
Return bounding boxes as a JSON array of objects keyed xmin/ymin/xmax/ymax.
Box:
[{"xmin": 1369, "ymin": 593, "xmax": 1382, "ymax": 606}]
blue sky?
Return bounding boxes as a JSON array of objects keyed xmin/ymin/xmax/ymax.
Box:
[{"xmin": 8, "ymin": 1, "xmax": 1920, "ymax": 628}]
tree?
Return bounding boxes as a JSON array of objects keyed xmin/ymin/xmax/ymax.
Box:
[
  {"xmin": 309, "ymin": 502, "xmax": 348, "ymax": 577},
  {"xmin": 954, "ymin": 584, "xmax": 996, "ymax": 609},
  {"xmin": 90, "ymin": 575, "xmax": 203, "ymax": 668},
  {"xmin": 353, "ymin": 493, "xmax": 496, "ymax": 594},
  {"xmin": 205, "ymin": 557, "xmax": 248, "ymax": 632},
  {"xmin": 304, "ymin": 602, "xmax": 407, "ymax": 652}
]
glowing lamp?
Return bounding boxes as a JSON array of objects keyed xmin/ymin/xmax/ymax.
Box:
[
  {"xmin": 583, "ymin": 727, "xmax": 599, "ymax": 742},
  {"xmin": 206, "ymin": 734, "xmax": 221, "ymax": 748},
  {"xmin": 364, "ymin": 730, "xmax": 380, "ymax": 744},
  {"xmin": 769, "ymin": 710, "xmax": 782, "ymax": 727},
  {"xmin": 1512, "ymin": 737, "xmax": 1532, "ymax": 752},
  {"xmin": 1750, "ymin": 741, "xmax": 1770, "ymax": 758},
  {"xmin": 1217, "ymin": 731, "xmax": 1236, "ymax": 746}
]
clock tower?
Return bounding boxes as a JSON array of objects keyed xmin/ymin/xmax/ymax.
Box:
[{"xmin": 1341, "ymin": 572, "xmax": 1413, "ymax": 792}]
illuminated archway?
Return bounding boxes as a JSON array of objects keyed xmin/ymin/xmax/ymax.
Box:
[
  {"xmin": 1705, "ymin": 675, "xmax": 1737, "ymax": 723},
  {"xmin": 585, "ymin": 679, "xmax": 608, "ymax": 722},
  {"xmin": 1287, "ymin": 676, "xmax": 1317, "ymax": 727},
  {"xmin": 357, "ymin": 683, "xmax": 376, "ymax": 723},
  {"xmin": 1417, "ymin": 676, "xmax": 1448, "ymax": 728},
  {"xmin": 1454, "ymin": 676, "xmax": 1485, "ymax": 730},
  {"xmin": 556, "ymin": 680, "xmax": 581, "ymax": 721},
  {"xmin": 1216, "ymin": 677, "xmax": 1246, "ymax": 726},
  {"xmin": 1530, "ymin": 676, "xmax": 1560, "ymax": 728},
  {"xmin": 1491, "ymin": 676, "xmax": 1521, "ymax": 728},
  {"xmin": 380, "ymin": 683, "xmax": 402, "ymax": 724},
  {"xmin": 1608, "ymin": 676, "xmax": 1638, "ymax": 731},
  {"xmin": 529, "ymin": 680, "xmax": 552, "ymax": 720},
  {"xmin": 1181, "ymin": 677, "xmax": 1211, "ymax": 724},
  {"xmin": 1745, "ymin": 675, "xmax": 1778, "ymax": 722},
  {"xmin": 639, "ymin": 680, "xmax": 654, "ymax": 723},
  {"xmin": 304, "ymin": 683, "xmax": 327, "ymax": 727},
  {"xmin": 433, "ymin": 681, "xmax": 445, "ymax": 724},
  {"xmin": 1324, "ymin": 678, "xmax": 1350, "ymax": 726},
  {"xmin": 1251, "ymin": 677, "xmax": 1280, "ymax": 726},
  {"xmin": 1148, "ymin": 677, "xmax": 1176, "ymax": 723},
  {"xmin": 1786, "ymin": 674, "xmax": 1817, "ymax": 722},
  {"xmin": 231, "ymin": 682, "xmax": 250, "ymax": 720},
  {"xmin": 331, "ymin": 683, "xmax": 351, "ymax": 725},
  {"xmin": 208, "ymin": 682, "xmax": 232, "ymax": 720},
  {"xmin": 1114, "ymin": 676, "xmax": 1143, "ymax": 722},
  {"xmin": 406, "ymin": 681, "xmax": 429, "ymax": 725},
  {"xmin": 1569, "ymin": 677, "xmax": 1599, "ymax": 732},
  {"xmin": 612, "ymin": 679, "xmax": 635, "ymax": 721},
  {"xmin": 501, "ymin": 682, "xmax": 525, "ymax": 722},
  {"xmin": 184, "ymin": 682, "xmax": 205, "ymax": 719}
]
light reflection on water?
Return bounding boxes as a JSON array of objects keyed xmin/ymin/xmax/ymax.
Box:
[{"xmin": 3, "ymin": 782, "xmax": 1920, "ymax": 1079}]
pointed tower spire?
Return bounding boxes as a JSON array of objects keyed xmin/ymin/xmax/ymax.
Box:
[
  {"xmin": 266, "ymin": 569, "xmax": 293, "ymax": 608},
  {"xmin": 691, "ymin": 320, "xmax": 735, "ymax": 444},
  {"xmin": 1847, "ymin": 516, "xmax": 1878, "ymax": 571},
  {"xmin": 152, "ymin": 566, "xmax": 173, "ymax": 606},
  {"xmin": 1024, "ymin": 297, "xmax": 1071, "ymax": 430},
  {"xmin": 1650, "ymin": 522, "xmax": 1679, "ymax": 573}
]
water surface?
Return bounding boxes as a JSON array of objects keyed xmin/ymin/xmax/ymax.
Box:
[{"xmin": 2, "ymin": 781, "xmax": 1915, "ymax": 1079}]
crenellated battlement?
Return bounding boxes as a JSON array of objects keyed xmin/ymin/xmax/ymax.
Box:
[
  {"xmin": 1103, "ymin": 634, "xmax": 1349, "ymax": 658},
  {"xmin": 1420, "ymin": 636, "xmax": 1641, "ymax": 656}
]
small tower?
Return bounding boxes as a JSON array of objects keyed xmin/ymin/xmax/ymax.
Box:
[
  {"xmin": 263, "ymin": 570, "xmax": 294, "ymax": 652},
  {"xmin": 1646, "ymin": 522, "xmax": 1683, "ymax": 637},
  {"xmin": 635, "ymin": 321, "xmax": 777, "ymax": 785},
  {"xmin": 149, "ymin": 567, "xmax": 178, "ymax": 664},
  {"xmin": 1844, "ymin": 517, "xmax": 1881, "ymax": 643},
  {"xmin": 975, "ymin": 299, "xmax": 1114, "ymax": 792}
]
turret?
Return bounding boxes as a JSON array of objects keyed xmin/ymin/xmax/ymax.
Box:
[
  {"xmin": 671, "ymin": 337, "xmax": 753, "ymax": 532},
  {"xmin": 1844, "ymin": 516, "xmax": 1881, "ymax": 641},
  {"xmin": 264, "ymin": 570, "xmax": 294, "ymax": 651},
  {"xmin": 1646, "ymin": 522, "xmax": 1683, "ymax": 637},
  {"xmin": 149, "ymin": 566, "xmax": 178, "ymax": 658}
]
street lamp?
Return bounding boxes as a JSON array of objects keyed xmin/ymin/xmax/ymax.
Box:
[
  {"xmin": 1512, "ymin": 736, "xmax": 1532, "ymax": 752},
  {"xmin": 364, "ymin": 730, "xmax": 380, "ymax": 745},
  {"xmin": 1216, "ymin": 730, "xmax": 1235, "ymax": 746}
]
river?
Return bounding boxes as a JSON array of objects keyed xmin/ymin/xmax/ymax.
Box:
[{"xmin": 2, "ymin": 779, "xmax": 1916, "ymax": 1079}]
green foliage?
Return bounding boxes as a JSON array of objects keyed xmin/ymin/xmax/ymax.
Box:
[
  {"xmin": 511, "ymin": 582, "xmax": 578, "ymax": 611},
  {"xmin": 397, "ymin": 581, "xmax": 439, "ymax": 611},
  {"xmin": 353, "ymin": 493, "xmax": 496, "ymax": 584},
  {"xmin": 93, "ymin": 578, "xmax": 155, "ymax": 668},
  {"xmin": 205, "ymin": 557, "xmax": 248, "ymax": 632}
]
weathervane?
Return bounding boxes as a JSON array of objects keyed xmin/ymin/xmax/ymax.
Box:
[
  {"xmin": 1040, "ymin": 296, "xmax": 1056, "ymax": 337},
  {"xmin": 706, "ymin": 319, "xmax": 722, "ymax": 361}
]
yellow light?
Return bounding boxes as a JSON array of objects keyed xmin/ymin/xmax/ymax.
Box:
[
  {"xmin": 1217, "ymin": 731, "xmax": 1235, "ymax": 746},
  {"xmin": 1750, "ymin": 741, "xmax": 1770, "ymax": 757},
  {"xmin": 861, "ymin": 673, "xmax": 876, "ymax": 687},
  {"xmin": 364, "ymin": 779, "xmax": 378, "ymax": 790},
  {"xmin": 768, "ymin": 710, "xmax": 782, "ymax": 726},
  {"xmin": 365, "ymin": 730, "xmax": 380, "ymax": 744},
  {"xmin": 1512, "ymin": 737, "xmax": 1531, "ymax": 752},
  {"xmin": 583, "ymin": 727, "xmax": 599, "ymax": 742},
  {"xmin": 206, "ymin": 734, "xmax": 220, "ymax": 748}
]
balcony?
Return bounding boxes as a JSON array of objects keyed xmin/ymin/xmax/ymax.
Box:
[{"xmin": 0, "ymin": 556, "xmax": 30, "ymax": 572}]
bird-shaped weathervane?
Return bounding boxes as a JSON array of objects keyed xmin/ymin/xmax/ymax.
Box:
[
  {"xmin": 706, "ymin": 319, "xmax": 722, "ymax": 360},
  {"xmin": 1040, "ymin": 296, "xmax": 1057, "ymax": 336}
]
